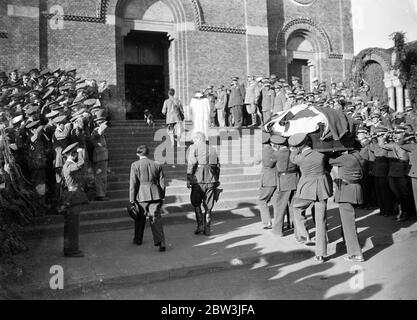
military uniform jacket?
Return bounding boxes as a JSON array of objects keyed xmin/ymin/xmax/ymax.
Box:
[
  {"xmin": 228, "ymin": 85, "xmax": 245, "ymax": 107},
  {"xmin": 129, "ymin": 157, "xmax": 166, "ymax": 203},
  {"xmin": 290, "ymin": 148, "xmax": 333, "ymax": 201},
  {"xmin": 383, "ymin": 143, "xmax": 410, "ymax": 177},
  {"xmin": 275, "ymin": 147, "xmax": 299, "ymax": 192},
  {"xmin": 329, "ymin": 152, "xmax": 364, "ymax": 204},
  {"xmin": 215, "ymin": 90, "xmax": 228, "ymax": 110},
  {"xmin": 62, "ymin": 154, "xmax": 88, "ymax": 207},
  {"xmin": 261, "ymin": 88, "xmax": 275, "ymax": 112},
  {"xmin": 162, "ymin": 97, "xmax": 184, "ymax": 124},
  {"xmin": 244, "ymin": 83, "xmax": 257, "ymax": 105},
  {"xmin": 53, "ymin": 125, "xmax": 71, "ymax": 168},
  {"xmin": 369, "ymin": 143, "xmax": 389, "ymax": 177},
  {"xmin": 187, "ymin": 142, "xmax": 220, "ymax": 185},
  {"xmin": 91, "ymin": 128, "xmax": 108, "ymax": 163},
  {"xmin": 273, "ymin": 91, "xmax": 286, "ymax": 114},
  {"xmin": 260, "ymin": 145, "xmax": 278, "ymax": 188}
]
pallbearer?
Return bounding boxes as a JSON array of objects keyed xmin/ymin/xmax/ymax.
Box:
[{"xmin": 289, "ymin": 133, "xmax": 333, "ymax": 263}]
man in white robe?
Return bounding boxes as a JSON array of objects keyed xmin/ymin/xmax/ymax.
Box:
[{"xmin": 189, "ymin": 92, "xmax": 211, "ymax": 140}]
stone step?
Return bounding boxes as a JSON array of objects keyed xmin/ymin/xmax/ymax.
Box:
[
  {"xmin": 107, "ymin": 172, "xmax": 260, "ymax": 187},
  {"xmin": 106, "ymin": 180, "xmax": 259, "ymax": 198},
  {"xmin": 28, "ymin": 197, "xmax": 259, "ymax": 227},
  {"xmin": 81, "ymin": 188, "xmax": 258, "ymax": 212},
  {"xmin": 107, "ymin": 176, "xmax": 259, "ymax": 191},
  {"xmin": 22, "ymin": 206, "xmax": 260, "ymax": 239},
  {"xmin": 108, "ymin": 166, "xmax": 261, "ymax": 175}
]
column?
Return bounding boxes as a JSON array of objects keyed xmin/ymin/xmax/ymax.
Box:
[
  {"xmin": 384, "ymin": 78, "xmax": 395, "ymax": 111},
  {"xmin": 405, "ymin": 89, "xmax": 412, "ymax": 109},
  {"xmin": 395, "ymin": 85, "xmax": 404, "ymax": 113}
]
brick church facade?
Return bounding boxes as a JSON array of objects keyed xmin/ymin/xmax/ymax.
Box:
[{"xmin": 0, "ymin": 0, "xmax": 354, "ymax": 119}]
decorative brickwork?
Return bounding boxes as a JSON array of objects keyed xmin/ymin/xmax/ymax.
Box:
[
  {"xmin": 43, "ymin": 0, "xmax": 109, "ymax": 23},
  {"xmin": 277, "ymin": 17, "xmax": 343, "ymax": 59},
  {"xmin": 190, "ymin": 0, "xmax": 246, "ymax": 34}
]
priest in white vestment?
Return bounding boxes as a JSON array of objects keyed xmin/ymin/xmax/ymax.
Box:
[{"xmin": 189, "ymin": 92, "xmax": 211, "ymax": 140}]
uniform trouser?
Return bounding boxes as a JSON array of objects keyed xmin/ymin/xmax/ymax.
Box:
[
  {"xmin": 293, "ymin": 198, "xmax": 327, "ymax": 257},
  {"xmin": 134, "ymin": 200, "xmax": 165, "ymax": 245},
  {"xmin": 338, "ymin": 203, "xmax": 362, "ymax": 257},
  {"xmin": 191, "ymin": 184, "xmax": 216, "ymax": 212},
  {"xmin": 262, "ymin": 111, "xmax": 272, "ymax": 124},
  {"xmin": 210, "ymin": 108, "xmax": 217, "ymax": 126},
  {"xmin": 94, "ymin": 160, "xmax": 108, "ymax": 198},
  {"xmin": 374, "ymin": 177, "xmax": 394, "ymax": 215},
  {"xmin": 258, "ymin": 187, "xmax": 278, "ymax": 226},
  {"xmin": 55, "ymin": 167, "xmax": 63, "ymax": 200},
  {"xmin": 231, "ymin": 105, "xmax": 243, "ymax": 128},
  {"xmin": 217, "ymin": 109, "xmax": 226, "ymax": 128},
  {"xmin": 411, "ymin": 178, "xmax": 417, "ymax": 217},
  {"xmin": 388, "ymin": 176, "xmax": 414, "ymax": 217},
  {"xmin": 64, "ymin": 207, "xmax": 81, "ymax": 254},
  {"xmin": 272, "ymin": 190, "xmax": 296, "ymax": 235},
  {"xmin": 168, "ymin": 122, "xmax": 183, "ymax": 145}
]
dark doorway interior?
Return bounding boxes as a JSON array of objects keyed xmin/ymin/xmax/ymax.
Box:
[
  {"xmin": 124, "ymin": 31, "xmax": 170, "ymax": 120},
  {"xmin": 288, "ymin": 59, "xmax": 310, "ymax": 91}
]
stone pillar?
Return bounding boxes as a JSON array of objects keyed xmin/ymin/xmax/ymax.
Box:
[
  {"xmin": 384, "ymin": 76, "xmax": 395, "ymax": 111},
  {"xmin": 393, "ymin": 78, "xmax": 405, "ymax": 113},
  {"xmin": 405, "ymin": 89, "xmax": 412, "ymax": 109}
]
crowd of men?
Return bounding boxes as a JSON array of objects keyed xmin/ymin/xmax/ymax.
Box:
[
  {"xmin": 0, "ymin": 68, "xmax": 113, "ymax": 256},
  {"xmin": 222, "ymin": 74, "xmax": 417, "ymax": 263},
  {"xmin": 199, "ymin": 74, "xmax": 372, "ymax": 128},
  {"xmin": 0, "ymin": 68, "xmax": 112, "ymax": 206}
]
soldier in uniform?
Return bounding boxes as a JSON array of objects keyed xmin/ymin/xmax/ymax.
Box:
[
  {"xmin": 187, "ymin": 132, "xmax": 220, "ymax": 236},
  {"xmin": 256, "ymin": 132, "xmax": 279, "ymax": 230},
  {"xmin": 215, "ymin": 85, "xmax": 228, "ymax": 128},
  {"xmin": 369, "ymin": 127, "xmax": 395, "ymax": 217},
  {"xmin": 229, "ymin": 77, "xmax": 245, "ymax": 128},
  {"xmin": 244, "ymin": 76, "xmax": 258, "ymax": 127},
  {"xmin": 61, "ymin": 142, "xmax": 88, "ymax": 258},
  {"xmin": 52, "ymin": 115, "xmax": 71, "ymax": 199},
  {"xmin": 272, "ymin": 134, "xmax": 299, "ymax": 237},
  {"xmin": 91, "ymin": 117, "xmax": 110, "ymax": 201},
  {"xmin": 289, "ymin": 133, "xmax": 333, "ymax": 263},
  {"xmin": 260, "ymin": 80, "xmax": 275, "ymax": 124},
  {"xmin": 26, "ymin": 120, "xmax": 48, "ymax": 203},
  {"xmin": 129, "ymin": 145, "xmax": 166, "ymax": 252},
  {"xmin": 380, "ymin": 126, "xmax": 414, "ymax": 221},
  {"xmin": 273, "ymin": 83, "xmax": 286, "ymax": 114},
  {"xmin": 329, "ymin": 149, "xmax": 365, "ymax": 263},
  {"xmin": 162, "ymin": 88, "xmax": 184, "ymax": 147}
]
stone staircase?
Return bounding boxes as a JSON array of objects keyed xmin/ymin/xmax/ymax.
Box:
[{"xmin": 24, "ymin": 120, "xmax": 262, "ymax": 238}]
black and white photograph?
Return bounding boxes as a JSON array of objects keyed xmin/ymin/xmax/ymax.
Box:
[{"xmin": 0, "ymin": 0, "xmax": 417, "ymax": 303}]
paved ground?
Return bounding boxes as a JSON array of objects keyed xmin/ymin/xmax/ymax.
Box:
[{"xmin": 1, "ymin": 203, "xmax": 417, "ymax": 300}]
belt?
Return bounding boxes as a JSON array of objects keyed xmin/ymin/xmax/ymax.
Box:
[
  {"xmin": 336, "ymin": 179, "xmax": 360, "ymax": 186},
  {"xmin": 197, "ymin": 164, "xmax": 216, "ymax": 168}
]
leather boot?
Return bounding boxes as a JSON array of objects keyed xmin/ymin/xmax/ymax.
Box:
[
  {"xmin": 194, "ymin": 207, "xmax": 204, "ymax": 235},
  {"xmin": 204, "ymin": 211, "xmax": 212, "ymax": 236}
]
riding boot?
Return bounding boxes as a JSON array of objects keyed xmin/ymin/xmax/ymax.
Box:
[
  {"xmin": 194, "ymin": 207, "xmax": 204, "ymax": 235},
  {"xmin": 204, "ymin": 211, "xmax": 212, "ymax": 236}
]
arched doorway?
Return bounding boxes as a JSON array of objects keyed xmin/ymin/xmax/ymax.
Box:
[
  {"xmin": 362, "ymin": 60, "xmax": 387, "ymax": 102},
  {"xmin": 115, "ymin": 0, "xmax": 189, "ymax": 120},
  {"xmin": 286, "ymin": 31, "xmax": 319, "ymax": 91}
]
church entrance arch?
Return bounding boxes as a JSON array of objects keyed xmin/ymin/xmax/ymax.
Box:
[{"xmin": 115, "ymin": 0, "xmax": 189, "ymax": 119}]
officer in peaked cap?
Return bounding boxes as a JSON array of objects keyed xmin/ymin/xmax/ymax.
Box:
[
  {"xmin": 61, "ymin": 142, "xmax": 88, "ymax": 258},
  {"xmin": 257, "ymin": 130, "xmax": 279, "ymax": 230},
  {"xmin": 271, "ymin": 133, "xmax": 299, "ymax": 236},
  {"xmin": 289, "ymin": 132, "xmax": 333, "ymax": 263}
]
